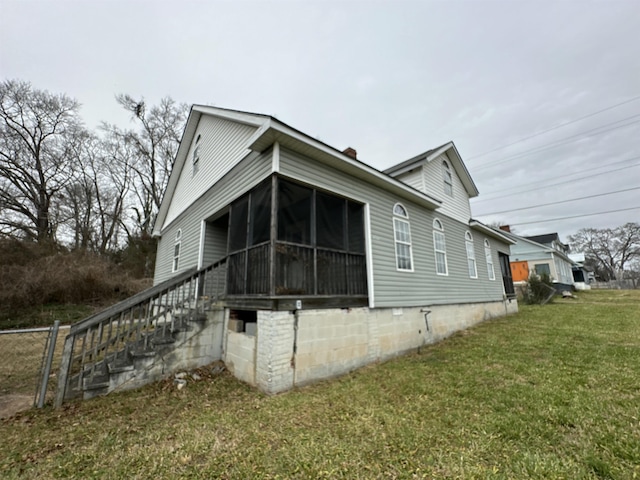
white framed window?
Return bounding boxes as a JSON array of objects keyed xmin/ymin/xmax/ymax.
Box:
[
  {"xmin": 192, "ymin": 134, "xmax": 201, "ymax": 176},
  {"xmin": 393, "ymin": 203, "xmax": 413, "ymax": 271},
  {"xmin": 442, "ymin": 161, "xmax": 453, "ymax": 196},
  {"xmin": 465, "ymin": 231, "xmax": 477, "ymax": 278},
  {"xmin": 485, "ymin": 239, "xmax": 495, "ymax": 280},
  {"xmin": 433, "ymin": 218, "xmax": 448, "ymax": 275},
  {"xmin": 173, "ymin": 229, "xmax": 182, "ymax": 272}
]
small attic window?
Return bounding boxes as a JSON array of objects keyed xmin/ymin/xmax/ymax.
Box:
[
  {"xmin": 192, "ymin": 134, "xmax": 201, "ymax": 176},
  {"xmin": 442, "ymin": 161, "xmax": 453, "ymax": 196}
]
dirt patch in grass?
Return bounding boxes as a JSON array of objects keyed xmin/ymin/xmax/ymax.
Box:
[{"xmin": 0, "ymin": 394, "xmax": 32, "ymax": 419}]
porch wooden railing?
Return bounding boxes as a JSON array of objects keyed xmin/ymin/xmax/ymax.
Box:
[{"xmin": 54, "ymin": 257, "xmax": 227, "ymax": 407}]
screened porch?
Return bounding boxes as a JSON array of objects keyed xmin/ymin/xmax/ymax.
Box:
[{"xmin": 210, "ymin": 175, "xmax": 368, "ymax": 310}]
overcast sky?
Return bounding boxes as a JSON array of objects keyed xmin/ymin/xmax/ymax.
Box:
[{"xmin": 1, "ymin": 0, "xmax": 639, "ymax": 242}]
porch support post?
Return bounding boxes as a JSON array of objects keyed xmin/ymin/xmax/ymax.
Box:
[{"xmin": 269, "ymin": 174, "xmax": 278, "ymax": 297}]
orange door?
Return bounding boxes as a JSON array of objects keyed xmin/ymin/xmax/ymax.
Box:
[{"xmin": 510, "ymin": 261, "xmax": 529, "ymax": 282}]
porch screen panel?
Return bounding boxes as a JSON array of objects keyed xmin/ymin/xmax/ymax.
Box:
[
  {"xmin": 250, "ymin": 180, "xmax": 271, "ymax": 246},
  {"xmin": 316, "ymin": 192, "xmax": 345, "ymax": 250},
  {"xmin": 229, "ymin": 197, "xmax": 248, "ymax": 252},
  {"xmin": 348, "ymin": 202, "xmax": 365, "ymax": 254},
  {"xmin": 278, "ymin": 180, "xmax": 312, "ymax": 245}
]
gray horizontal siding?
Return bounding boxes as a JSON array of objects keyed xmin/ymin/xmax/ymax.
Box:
[
  {"xmin": 163, "ymin": 115, "xmax": 258, "ymax": 228},
  {"xmin": 279, "ymin": 147, "xmax": 506, "ymax": 307},
  {"xmin": 154, "ymin": 150, "xmax": 273, "ymax": 284},
  {"xmin": 421, "ymin": 153, "xmax": 472, "ymax": 223}
]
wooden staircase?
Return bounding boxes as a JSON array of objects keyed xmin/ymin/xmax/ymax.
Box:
[{"xmin": 55, "ymin": 259, "xmax": 227, "ymax": 406}]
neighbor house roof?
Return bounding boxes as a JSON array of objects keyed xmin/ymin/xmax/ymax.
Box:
[
  {"xmin": 524, "ymin": 233, "xmax": 569, "ymax": 251},
  {"xmin": 154, "ymin": 105, "xmax": 446, "ymax": 236},
  {"xmin": 500, "ymin": 230, "xmax": 575, "ymax": 264}
]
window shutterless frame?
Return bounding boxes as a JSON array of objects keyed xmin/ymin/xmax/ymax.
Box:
[
  {"xmin": 433, "ymin": 218, "xmax": 448, "ymax": 275},
  {"xmin": 392, "ymin": 203, "xmax": 413, "ymax": 271},
  {"xmin": 465, "ymin": 231, "xmax": 477, "ymax": 278},
  {"xmin": 484, "ymin": 239, "xmax": 495, "ymax": 280}
]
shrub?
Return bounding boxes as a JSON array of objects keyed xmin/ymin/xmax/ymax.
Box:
[
  {"xmin": 523, "ymin": 273, "xmax": 556, "ymax": 305},
  {"xmin": 0, "ymin": 239, "xmax": 150, "ymax": 326}
]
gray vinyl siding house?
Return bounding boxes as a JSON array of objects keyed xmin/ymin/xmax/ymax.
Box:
[{"xmin": 151, "ymin": 105, "xmax": 518, "ymax": 393}]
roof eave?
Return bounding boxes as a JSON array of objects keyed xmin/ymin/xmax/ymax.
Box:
[
  {"xmin": 469, "ymin": 220, "xmax": 516, "ymax": 244},
  {"xmin": 248, "ymin": 122, "xmax": 442, "ymax": 210}
]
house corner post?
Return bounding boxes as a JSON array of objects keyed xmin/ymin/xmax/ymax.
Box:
[{"xmin": 255, "ymin": 310, "xmax": 295, "ymax": 394}]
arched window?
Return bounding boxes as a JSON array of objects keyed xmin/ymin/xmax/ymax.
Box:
[
  {"xmin": 173, "ymin": 229, "xmax": 182, "ymax": 272},
  {"xmin": 433, "ymin": 218, "xmax": 448, "ymax": 275},
  {"xmin": 393, "ymin": 203, "xmax": 413, "ymax": 271},
  {"xmin": 442, "ymin": 161, "xmax": 453, "ymax": 196},
  {"xmin": 465, "ymin": 231, "xmax": 477, "ymax": 278},
  {"xmin": 192, "ymin": 134, "xmax": 201, "ymax": 176},
  {"xmin": 484, "ymin": 239, "xmax": 495, "ymax": 280}
]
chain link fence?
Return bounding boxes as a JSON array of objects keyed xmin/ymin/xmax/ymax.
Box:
[
  {"xmin": 0, "ymin": 322, "xmax": 67, "ymax": 419},
  {"xmin": 591, "ymin": 280, "xmax": 639, "ymax": 290}
]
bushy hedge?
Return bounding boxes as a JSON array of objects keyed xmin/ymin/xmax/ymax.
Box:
[
  {"xmin": 0, "ymin": 239, "xmax": 149, "ymax": 314},
  {"xmin": 523, "ymin": 273, "xmax": 555, "ymax": 305}
]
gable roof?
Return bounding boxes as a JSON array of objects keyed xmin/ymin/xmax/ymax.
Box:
[
  {"xmin": 383, "ymin": 142, "xmax": 480, "ymax": 198},
  {"xmin": 500, "ymin": 230, "xmax": 574, "ymax": 264},
  {"xmin": 153, "ymin": 105, "xmax": 444, "ymax": 235},
  {"xmin": 523, "ymin": 233, "xmax": 568, "ymax": 249},
  {"xmin": 469, "ymin": 219, "xmax": 516, "ymax": 245}
]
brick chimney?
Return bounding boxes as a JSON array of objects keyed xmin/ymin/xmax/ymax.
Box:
[
  {"xmin": 342, "ymin": 147, "xmax": 357, "ymax": 159},
  {"xmin": 499, "ymin": 225, "xmax": 511, "ymax": 232}
]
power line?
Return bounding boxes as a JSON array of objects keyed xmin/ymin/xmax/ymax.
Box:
[
  {"xmin": 473, "ymin": 115, "xmax": 640, "ymax": 171},
  {"xmin": 466, "ymin": 94, "xmax": 640, "ymax": 161},
  {"xmin": 472, "ymin": 161, "xmax": 640, "ymax": 203},
  {"xmin": 476, "ymin": 186, "xmax": 640, "ymax": 216},
  {"xmin": 506, "ymin": 206, "xmax": 640, "ymax": 227},
  {"xmin": 477, "ymin": 155, "xmax": 640, "ymax": 197}
]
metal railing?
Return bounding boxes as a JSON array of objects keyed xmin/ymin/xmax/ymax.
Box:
[{"xmin": 54, "ymin": 257, "xmax": 227, "ymax": 407}]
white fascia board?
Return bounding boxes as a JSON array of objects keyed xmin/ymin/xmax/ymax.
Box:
[
  {"xmin": 441, "ymin": 143, "xmax": 480, "ymax": 198},
  {"xmin": 191, "ymin": 105, "xmax": 267, "ymax": 128},
  {"xmin": 152, "ymin": 109, "xmax": 202, "ymax": 236},
  {"xmin": 469, "ymin": 220, "xmax": 516, "ymax": 244},
  {"xmin": 247, "ymin": 122, "xmax": 442, "ymax": 210},
  {"xmin": 425, "ymin": 142, "xmax": 455, "ymax": 163},
  {"xmin": 385, "ymin": 143, "xmax": 453, "ymax": 177}
]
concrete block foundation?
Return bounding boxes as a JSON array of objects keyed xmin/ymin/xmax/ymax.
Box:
[{"xmin": 222, "ymin": 298, "xmax": 518, "ymax": 394}]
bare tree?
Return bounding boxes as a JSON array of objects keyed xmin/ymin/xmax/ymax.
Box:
[
  {"xmin": 569, "ymin": 222, "xmax": 640, "ymax": 280},
  {"xmin": 0, "ymin": 80, "xmax": 84, "ymax": 243},
  {"xmin": 59, "ymin": 131, "xmax": 133, "ymax": 253},
  {"xmin": 108, "ymin": 94, "xmax": 188, "ymax": 235}
]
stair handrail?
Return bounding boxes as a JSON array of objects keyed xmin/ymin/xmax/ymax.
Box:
[
  {"xmin": 55, "ymin": 256, "xmax": 227, "ymax": 407},
  {"xmin": 69, "ymin": 256, "xmax": 227, "ymax": 336}
]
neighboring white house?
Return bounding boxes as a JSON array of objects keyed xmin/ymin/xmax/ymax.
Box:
[
  {"xmin": 148, "ymin": 105, "xmax": 518, "ymax": 393},
  {"xmin": 568, "ymin": 253, "xmax": 594, "ymax": 290},
  {"xmin": 500, "ymin": 230, "xmax": 575, "ymax": 292}
]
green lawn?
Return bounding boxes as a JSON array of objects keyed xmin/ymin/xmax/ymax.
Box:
[{"xmin": 1, "ymin": 290, "xmax": 639, "ymax": 479}]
